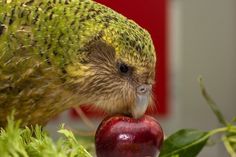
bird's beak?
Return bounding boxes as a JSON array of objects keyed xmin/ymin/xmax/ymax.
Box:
[{"xmin": 132, "ymin": 84, "xmax": 152, "ymax": 118}]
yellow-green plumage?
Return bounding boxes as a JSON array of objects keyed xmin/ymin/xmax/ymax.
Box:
[{"xmin": 0, "ymin": 0, "xmax": 156, "ymax": 126}]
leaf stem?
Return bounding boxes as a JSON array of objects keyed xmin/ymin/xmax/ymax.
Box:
[
  {"xmin": 208, "ymin": 126, "xmax": 236, "ymax": 136},
  {"xmin": 207, "ymin": 126, "xmax": 236, "ymax": 157},
  {"xmin": 198, "ymin": 77, "xmax": 228, "ymax": 126},
  {"xmin": 222, "ymin": 136, "xmax": 236, "ymax": 157},
  {"xmin": 208, "ymin": 127, "xmax": 228, "ymax": 136},
  {"xmin": 229, "ymin": 137, "xmax": 236, "ymax": 143}
]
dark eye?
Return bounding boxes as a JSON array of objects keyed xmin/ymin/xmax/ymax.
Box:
[{"xmin": 118, "ymin": 63, "xmax": 131, "ymax": 75}]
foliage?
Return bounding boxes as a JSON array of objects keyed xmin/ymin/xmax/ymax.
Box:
[
  {"xmin": 0, "ymin": 117, "xmax": 92, "ymax": 157},
  {"xmin": 159, "ymin": 77, "xmax": 236, "ymax": 157},
  {"xmin": 1, "ymin": 77, "xmax": 235, "ymax": 157}
]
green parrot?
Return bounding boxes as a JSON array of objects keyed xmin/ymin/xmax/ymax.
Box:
[{"xmin": 0, "ymin": 0, "xmax": 156, "ymax": 126}]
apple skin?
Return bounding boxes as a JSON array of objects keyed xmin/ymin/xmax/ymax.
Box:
[{"xmin": 95, "ymin": 115, "xmax": 164, "ymax": 157}]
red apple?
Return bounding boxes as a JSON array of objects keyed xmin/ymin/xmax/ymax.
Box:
[{"xmin": 95, "ymin": 115, "xmax": 164, "ymax": 157}]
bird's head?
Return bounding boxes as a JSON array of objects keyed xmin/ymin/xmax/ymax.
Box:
[{"xmin": 65, "ymin": 2, "xmax": 156, "ymax": 118}]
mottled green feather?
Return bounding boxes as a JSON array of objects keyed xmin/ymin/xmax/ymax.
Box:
[
  {"xmin": 0, "ymin": 0, "xmax": 156, "ymax": 126},
  {"xmin": 0, "ymin": 0, "xmax": 155, "ymax": 66}
]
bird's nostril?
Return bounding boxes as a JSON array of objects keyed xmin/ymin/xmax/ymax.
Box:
[
  {"xmin": 137, "ymin": 85, "xmax": 148, "ymax": 94},
  {"xmin": 137, "ymin": 84, "xmax": 152, "ymax": 95}
]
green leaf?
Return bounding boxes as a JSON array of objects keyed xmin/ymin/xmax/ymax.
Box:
[{"xmin": 159, "ymin": 129, "xmax": 210, "ymax": 157}]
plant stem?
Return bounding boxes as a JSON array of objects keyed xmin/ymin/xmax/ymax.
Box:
[
  {"xmin": 208, "ymin": 127, "xmax": 228, "ymax": 136},
  {"xmin": 208, "ymin": 126, "xmax": 236, "ymax": 137},
  {"xmin": 222, "ymin": 136, "xmax": 236, "ymax": 157},
  {"xmin": 198, "ymin": 77, "xmax": 228, "ymax": 126},
  {"xmin": 229, "ymin": 137, "xmax": 236, "ymax": 143},
  {"xmin": 207, "ymin": 126, "xmax": 236, "ymax": 157}
]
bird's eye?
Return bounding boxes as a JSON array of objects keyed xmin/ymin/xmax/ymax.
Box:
[{"xmin": 118, "ymin": 63, "xmax": 131, "ymax": 75}]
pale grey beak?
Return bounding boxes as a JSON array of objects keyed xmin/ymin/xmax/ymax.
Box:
[{"xmin": 132, "ymin": 84, "xmax": 152, "ymax": 118}]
